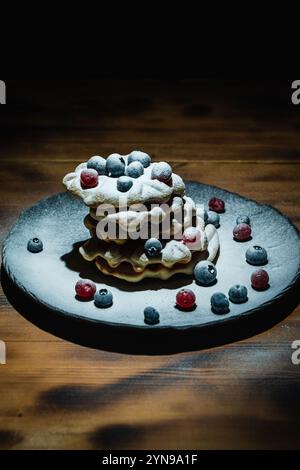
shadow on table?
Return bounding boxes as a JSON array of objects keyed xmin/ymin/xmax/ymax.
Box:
[{"xmin": 1, "ymin": 265, "xmax": 300, "ymax": 356}]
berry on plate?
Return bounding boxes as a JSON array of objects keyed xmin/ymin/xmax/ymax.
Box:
[
  {"xmin": 233, "ymin": 223, "xmax": 252, "ymax": 241},
  {"xmin": 251, "ymin": 269, "xmax": 269, "ymax": 290},
  {"xmin": 228, "ymin": 284, "xmax": 248, "ymax": 303},
  {"xmin": 94, "ymin": 288, "xmax": 113, "ymax": 308},
  {"xmin": 87, "ymin": 155, "xmax": 107, "ymax": 175},
  {"xmin": 144, "ymin": 238, "xmax": 162, "ymax": 258},
  {"xmin": 236, "ymin": 215, "xmax": 250, "ymax": 226},
  {"xmin": 194, "ymin": 260, "xmax": 217, "ymax": 285},
  {"xmin": 75, "ymin": 280, "xmax": 96, "ymax": 300},
  {"xmin": 128, "ymin": 150, "xmax": 151, "ymax": 168},
  {"xmin": 246, "ymin": 246, "xmax": 268, "ymax": 266},
  {"xmin": 206, "ymin": 210, "xmax": 220, "ymax": 228},
  {"xmin": 80, "ymin": 169, "xmax": 99, "ymax": 188},
  {"xmin": 106, "ymin": 154, "xmax": 125, "ymax": 177},
  {"xmin": 151, "ymin": 162, "xmax": 172, "ymax": 183},
  {"xmin": 125, "ymin": 161, "xmax": 144, "ymax": 178},
  {"xmin": 210, "ymin": 292, "xmax": 230, "ymax": 314},
  {"xmin": 117, "ymin": 176, "xmax": 133, "ymax": 192},
  {"xmin": 208, "ymin": 197, "xmax": 225, "ymax": 213},
  {"xmin": 144, "ymin": 306, "xmax": 160, "ymax": 325},
  {"xmin": 176, "ymin": 289, "xmax": 196, "ymax": 310},
  {"xmin": 27, "ymin": 237, "xmax": 43, "ymax": 253}
]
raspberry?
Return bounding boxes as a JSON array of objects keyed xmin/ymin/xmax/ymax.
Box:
[
  {"xmin": 182, "ymin": 227, "xmax": 201, "ymax": 250},
  {"xmin": 233, "ymin": 223, "xmax": 252, "ymax": 241},
  {"xmin": 80, "ymin": 169, "xmax": 99, "ymax": 188},
  {"xmin": 208, "ymin": 197, "xmax": 225, "ymax": 213},
  {"xmin": 176, "ymin": 289, "xmax": 196, "ymax": 310},
  {"xmin": 75, "ymin": 280, "xmax": 96, "ymax": 300},
  {"xmin": 151, "ymin": 162, "xmax": 172, "ymax": 183},
  {"xmin": 251, "ymin": 269, "xmax": 269, "ymax": 290}
]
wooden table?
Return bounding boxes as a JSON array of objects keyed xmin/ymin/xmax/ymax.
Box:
[{"xmin": 0, "ymin": 79, "xmax": 300, "ymax": 450}]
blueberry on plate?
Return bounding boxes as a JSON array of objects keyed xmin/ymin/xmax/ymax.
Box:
[
  {"xmin": 228, "ymin": 284, "xmax": 248, "ymax": 303},
  {"xmin": 94, "ymin": 289, "xmax": 113, "ymax": 308},
  {"xmin": 87, "ymin": 155, "xmax": 107, "ymax": 175},
  {"xmin": 194, "ymin": 260, "xmax": 217, "ymax": 285},
  {"xmin": 211, "ymin": 292, "xmax": 230, "ymax": 314},
  {"xmin": 128, "ymin": 150, "xmax": 151, "ymax": 168},
  {"xmin": 236, "ymin": 215, "xmax": 250, "ymax": 225},
  {"xmin": 117, "ymin": 176, "xmax": 133, "ymax": 192},
  {"xmin": 125, "ymin": 161, "xmax": 144, "ymax": 178},
  {"xmin": 246, "ymin": 245, "xmax": 268, "ymax": 266},
  {"xmin": 106, "ymin": 154, "xmax": 125, "ymax": 177},
  {"xmin": 27, "ymin": 237, "xmax": 43, "ymax": 253},
  {"xmin": 144, "ymin": 238, "xmax": 162, "ymax": 258},
  {"xmin": 144, "ymin": 306, "xmax": 160, "ymax": 325},
  {"xmin": 206, "ymin": 210, "xmax": 220, "ymax": 228}
]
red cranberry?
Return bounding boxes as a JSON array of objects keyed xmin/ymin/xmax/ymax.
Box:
[
  {"xmin": 208, "ymin": 197, "xmax": 225, "ymax": 213},
  {"xmin": 182, "ymin": 227, "xmax": 201, "ymax": 249},
  {"xmin": 251, "ymin": 269, "xmax": 269, "ymax": 290},
  {"xmin": 80, "ymin": 169, "xmax": 99, "ymax": 188},
  {"xmin": 176, "ymin": 289, "xmax": 196, "ymax": 310},
  {"xmin": 75, "ymin": 280, "xmax": 96, "ymax": 299},
  {"xmin": 233, "ymin": 223, "xmax": 252, "ymax": 241},
  {"xmin": 183, "ymin": 227, "xmax": 198, "ymax": 243}
]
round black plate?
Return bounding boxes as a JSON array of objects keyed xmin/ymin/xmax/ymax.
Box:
[{"xmin": 2, "ymin": 183, "xmax": 300, "ymax": 350}]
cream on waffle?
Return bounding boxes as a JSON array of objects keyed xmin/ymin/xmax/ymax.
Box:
[{"xmin": 63, "ymin": 155, "xmax": 185, "ymax": 208}]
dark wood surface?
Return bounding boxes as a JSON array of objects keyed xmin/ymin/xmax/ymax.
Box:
[{"xmin": 0, "ymin": 79, "xmax": 300, "ymax": 449}]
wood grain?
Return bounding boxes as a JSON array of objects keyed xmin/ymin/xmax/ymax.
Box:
[{"xmin": 0, "ymin": 79, "xmax": 300, "ymax": 450}]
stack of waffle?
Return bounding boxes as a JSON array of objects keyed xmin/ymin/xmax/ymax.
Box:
[{"xmin": 63, "ymin": 152, "xmax": 219, "ymax": 282}]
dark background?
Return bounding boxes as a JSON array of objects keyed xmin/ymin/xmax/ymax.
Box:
[{"xmin": 0, "ymin": 78, "xmax": 300, "ymax": 449}]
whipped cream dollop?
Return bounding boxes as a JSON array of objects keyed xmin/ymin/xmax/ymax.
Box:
[{"xmin": 63, "ymin": 154, "xmax": 185, "ymax": 208}]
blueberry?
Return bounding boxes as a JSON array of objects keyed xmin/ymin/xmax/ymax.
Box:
[
  {"xmin": 125, "ymin": 161, "xmax": 144, "ymax": 178},
  {"xmin": 203, "ymin": 209, "xmax": 208, "ymax": 223},
  {"xmin": 94, "ymin": 288, "xmax": 113, "ymax": 308},
  {"xmin": 106, "ymin": 154, "xmax": 125, "ymax": 177},
  {"xmin": 151, "ymin": 162, "xmax": 172, "ymax": 182},
  {"xmin": 246, "ymin": 245, "xmax": 268, "ymax": 266},
  {"xmin": 27, "ymin": 237, "xmax": 43, "ymax": 253},
  {"xmin": 206, "ymin": 210, "xmax": 220, "ymax": 228},
  {"xmin": 87, "ymin": 155, "xmax": 107, "ymax": 175},
  {"xmin": 144, "ymin": 238, "xmax": 162, "ymax": 258},
  {"xmin": 144, "ymin": 306, "xmax": 160, "ymax": 325},
  {"xmin": 128, "ymin": 150, "xmax": 151, "ymax": 168},
  {"xmin": 228, "ymin": 284, "xmax": 248, "ymax": 304},
  {"xmin": 211, "ymin": 292, "xmax": 230, "ymax": 314},
  {"xmin": 117, "ymin": 176, "xmax": 133, "ymax": 192},
  {"xmin": 236, "ymin": 215, "xmax": 250, "ymax": 226},
  {"xmin": 194, "ymin": 260, "xmax": 217, "ymax": 285}
]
